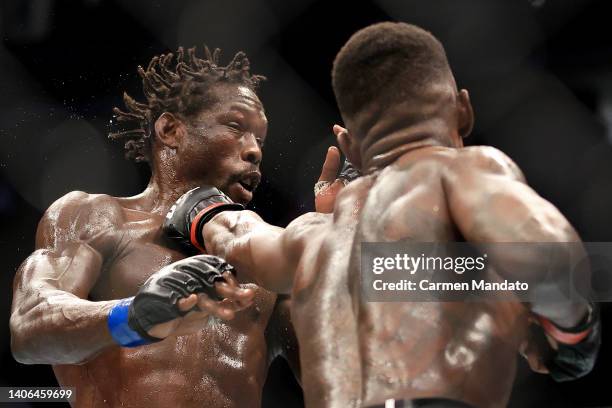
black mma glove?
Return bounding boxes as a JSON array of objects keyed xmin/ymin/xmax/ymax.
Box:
[
  {"xmin": 164, "ymin": 186, "xmax": 244, "ymax": 253},
  {"xmin": 107, "ymin": 255, "xmax": 235, "ymax": 347},
  {"xmin": 537, "ymin": 303, "xmax": 601, "ymax": 381},
  {"xmin": 338, "ymin": 159, "xmax": 362, "ymax": 183}
]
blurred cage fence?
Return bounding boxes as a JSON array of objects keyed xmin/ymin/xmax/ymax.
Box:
[{"xmin": 1, "ymin": 0, "xmax": 612, "ymax": 407}]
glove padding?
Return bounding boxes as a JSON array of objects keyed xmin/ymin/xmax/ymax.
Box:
[
  {"xmin": 164, "ymin": 186, "xmax": 244, "ymax": 253},
  {"xmin": 548, "ymin": 319, "xmax": 601, "ymax": 381},
  {"xmin": 543, "ymin": 303, "xmax": 601, "ymax": 382},
  {"xmin": 127, "ymin": 255, "xmax": 235, "ymax": 342}
]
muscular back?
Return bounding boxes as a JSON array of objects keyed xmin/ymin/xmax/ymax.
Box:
[
  {"xmin": 354, "ymin": 146, "xmax": 529, "ymax": 407},
  {"xmin": 12, "ymin": 191, "xmax": 278, "ymax": 408},
  {"xmin": 291, "ymin": 146, "xmax": 530, "ymax": 408}
]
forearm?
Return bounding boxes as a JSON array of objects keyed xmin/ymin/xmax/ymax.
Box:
[
  {"xmin": 10, "ymin": 288, "xmax": 118, "ymax": 364},
  {"xmin": 483, "ymin": 216, "xmax": 589, "ymax": 324},
  {"xmin": 9, "ymin": 244, "xmax": 123, "ymax": 364},
  {"xmin": 526, "ymin": 246, "xmax": 590, "ymax": 328},
  {"xmin": 455, "ymin": 183, "xmax": 590, "ymax": 324},
  {"xmin": 204, "ymin": 211, "xmax": 294, "ymax": 293},
  {"xmin": 164, "ymin": 187, "xmax": 299, "ymax": 292},
  {"xmin": 445, "ymin": 152, "xmax": 593, "ymax": 331},
  {"xmin": 203, "ymin": 211, "xmax": 247, "ymax": 261}
]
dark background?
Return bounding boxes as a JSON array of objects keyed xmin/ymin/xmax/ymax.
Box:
[{"xmin": 1, "ymin": 0, "xmax": 611, "ymax": 406}]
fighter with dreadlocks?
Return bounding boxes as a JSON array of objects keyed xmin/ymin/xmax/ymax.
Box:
[{"xmin": 10, "ymin": 47, "xmax": 299, "ymax": 408}]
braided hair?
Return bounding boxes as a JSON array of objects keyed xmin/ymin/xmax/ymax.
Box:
[{"xmin": 109, "ymin": 46, "xmax": 265, "ymax": 163}]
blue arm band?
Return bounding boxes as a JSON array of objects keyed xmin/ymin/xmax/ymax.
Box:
[{"xmin": 107, "ymin": 297, "xmax": 152, "ymax": 348}]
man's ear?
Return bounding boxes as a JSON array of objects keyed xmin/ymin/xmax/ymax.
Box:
[
  {"xmin": 457, "ymin": 89, "xmax": 474, "ymax": 139},
  {"xmin": 336, "ymin": 126, "xmax": 362, "ymax": 169},
  {"xmin": 154, "ymin": 112, "xmax": 185, "ymax": 148}
]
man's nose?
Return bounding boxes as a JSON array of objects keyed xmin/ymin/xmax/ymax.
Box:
[{"xmin": 241, "ymin": 133, "xmax": 262, "ymax": 165}]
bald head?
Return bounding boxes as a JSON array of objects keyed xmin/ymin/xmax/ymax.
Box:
[{"xmin": 332, "ymin": 22, "xmax": 454, "ymax": 125}]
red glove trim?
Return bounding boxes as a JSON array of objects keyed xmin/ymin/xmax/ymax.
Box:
[
  {"xmin": 188, "ymin": 203, "xmax": 229, "ymax": 253},
  {"xmin": 537, "ymin": 316, "xmax": 592, "ymax": 345}
]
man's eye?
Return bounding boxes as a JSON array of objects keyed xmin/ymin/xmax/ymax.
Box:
[
  {"xmin": 227, "ymin": 122, "xmax": 242, "ymax": 130},
  {"xmin": 256, "ymin": 138, "xmax": 265, "ymax": 148}
]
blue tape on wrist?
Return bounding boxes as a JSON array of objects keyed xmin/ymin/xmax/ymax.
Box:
[{"xmin": 107, "ymin": 297, "xmax": 151, "ymax": 347}]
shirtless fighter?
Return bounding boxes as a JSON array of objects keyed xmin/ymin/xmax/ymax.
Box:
[
  {"xmin": 10, "ymin": 47, "xmax": 299, "ymax": 407},
  {"xmin": 163, "ymin": 24, "xmax": 600, "ymax": 408}
]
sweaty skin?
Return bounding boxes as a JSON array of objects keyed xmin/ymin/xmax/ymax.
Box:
[
  {"xmin": 198, "ymin": 25, "xmax": 591, "ymax": 407},
  {"xmin": 10, "ymin": 84, "xmax": 299, "ymax": 408},
  {"xmin": 203, "ymin": 137, "xmax": 587, "ymax": 407}
]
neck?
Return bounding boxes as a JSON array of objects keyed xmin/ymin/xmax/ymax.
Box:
[
  {"xmin": 357, "ymin": 84, "xmax": 459, "ymax": 173},
  {"xmin": 132, "ymin": 151, "xmax": 203, "ymax": 215},
  {"xmin": 361, "ymin": 117, "xmax": 456, "ymax": 173},
  {"xmin": 138, "ymin": 175, "xmax": 201, "ymax": 215}
]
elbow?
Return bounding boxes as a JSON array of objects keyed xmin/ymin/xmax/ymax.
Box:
[
  {"xmin": 9, "ymin": 313, "xmax": 87, "ymax": 365},
  {"xmin": 10, "ymin": 325, "xmax": 92, "ymax": 365},
  {"xmin": 10, "ymin": 341, "xmax": 28, "ymax": 364},
  {"xmin": 520, "ymin": 207, "xmax": 580, "ymax": 243},
  {"xmin": 10, "ymin": 316, "xmax": 35, "ymax": 364},
  {"xmin": 11, "ymin": 342, "xmax": 35, "ymax": 365},
  {"xmin": 514, "ymin": 214, "xmax": 583, "ymax": 261}
]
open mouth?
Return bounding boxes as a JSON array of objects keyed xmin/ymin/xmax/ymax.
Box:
[{"xmin": 237, "ymin": 172, "xmax": 261, "ymax": 193}]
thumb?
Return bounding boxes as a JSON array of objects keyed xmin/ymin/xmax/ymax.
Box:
[{"xmin": 318, "ymin": 146, "xmax": 341, "ymax": 182}]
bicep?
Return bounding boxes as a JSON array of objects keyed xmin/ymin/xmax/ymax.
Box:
[
  {"xmin": 14, "ymin": 193, "xmax": 107, "ymax": 305},
  {"xmin": 18, "ymin": 243, "xmax": 103, "ymax": 297},
  {"xmin": 12, "ymin": 245, "xmax": 104, "ymax": 325}
]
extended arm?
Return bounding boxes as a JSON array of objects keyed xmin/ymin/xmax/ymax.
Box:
[
  {"xmin": 203, "ymin": 210, "xmax": 325, "ymax": 294},
  {"xmin": 163, "ymin": 185, "xmax": 328, "ymax": 294}
]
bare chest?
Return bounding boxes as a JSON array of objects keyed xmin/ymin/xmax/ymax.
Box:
[
  {"xmin": 87, "ymin": 212, "xmax": 184, "ymax": 300},
  {"xmin": 86, "ymin": 211, "xmax": 276, "ymax": 325}
]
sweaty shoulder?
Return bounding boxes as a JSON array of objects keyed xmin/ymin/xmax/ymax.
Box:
[
  {"xmin": 444, "ymin": 146, "xmax": 526, "ymax": 182},
  {"xmin": 36, "ymin": 191, "xmax": 124, "ymax": 250}
]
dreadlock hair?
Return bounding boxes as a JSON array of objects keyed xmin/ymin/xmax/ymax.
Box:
[
  {"xmin": 332, "ymin": 22, "xmax": 452, "ymax": 124},
  {"xmin": 109, "ymin": 46, "xmax": 265, "ymax": 163}
]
